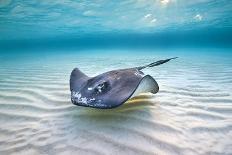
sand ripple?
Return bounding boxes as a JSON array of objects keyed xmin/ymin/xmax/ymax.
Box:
[{"xmin": 0, "ymin": 55, "xmax": 231, "ymax": 155}]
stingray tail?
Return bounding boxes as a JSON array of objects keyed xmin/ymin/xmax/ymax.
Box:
[{"xmin": 137, "ymin": 57, "xmax": 178, "ymax": 70}]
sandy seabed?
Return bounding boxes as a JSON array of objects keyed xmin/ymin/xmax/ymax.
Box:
[{"xmin": 0, "ymin": 51, "xmax": 231, "ymax": 155}]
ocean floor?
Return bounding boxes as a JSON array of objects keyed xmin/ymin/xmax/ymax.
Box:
[{"xmin": 0, "ymin": 49, "xmax": 231, "ymax": 155}]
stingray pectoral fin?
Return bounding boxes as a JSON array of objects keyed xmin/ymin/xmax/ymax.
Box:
[
  {"xmin": 129, "ymin": 75, "xmax": 159, "ymax": 99},
  {"xmin": 70, "ymin": 68, "xmax": 89, "ymax": 91}
]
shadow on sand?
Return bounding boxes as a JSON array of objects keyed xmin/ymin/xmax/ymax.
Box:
[{"xmin": 65, "ymin": 93, "xmax": 160, "ymax": 127}]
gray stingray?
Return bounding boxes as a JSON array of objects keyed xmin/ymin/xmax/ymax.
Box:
[{"xmin": 70, "ymin": 57, "xmax": 177, "ymax": 109}]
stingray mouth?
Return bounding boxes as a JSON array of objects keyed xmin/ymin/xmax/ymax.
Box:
[{"xmin": 71, "ymin": 75, "xmax": 159, "ymax": 109}]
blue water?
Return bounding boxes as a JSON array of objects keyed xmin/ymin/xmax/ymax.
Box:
[
  {"xmin": 0, "ymin": 0, "xmax": 232, "ymax": 50},
  {"xmin": 0, "ymin": 1, "xmax": 232, "ymax": 155}
]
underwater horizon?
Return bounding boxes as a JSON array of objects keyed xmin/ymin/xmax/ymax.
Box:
[{"xmin": 0, "ymin": 0, "xmax": 232, "ymax": 155}]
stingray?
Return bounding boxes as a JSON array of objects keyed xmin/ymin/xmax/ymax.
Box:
[{"xmin": 70, "ymin": 57, "xmax": 177, "ymax": 109}]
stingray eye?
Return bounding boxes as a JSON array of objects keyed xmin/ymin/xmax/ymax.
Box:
[{"xmin": 94, "ymin": 81, "xmax": 109, "ymax": 94}]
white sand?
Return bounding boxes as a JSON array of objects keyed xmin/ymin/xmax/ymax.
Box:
[{"xmin": 0, "ymin": 52, "xmax": 231, "ymax": 155}]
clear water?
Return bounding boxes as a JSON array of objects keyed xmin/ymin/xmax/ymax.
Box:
[
  {"xmin": 1, "ymin": 0, "xmax": 232, "ymax": 39},
  {"xmin": 0, "ymin": 1, "xmax": 232, "ymax": 155}
]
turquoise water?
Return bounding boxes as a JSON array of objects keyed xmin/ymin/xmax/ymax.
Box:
[
  {"xmin": 0, "ymin": 0, "xmax": 232, "ymax": 155},
  {"xmin": 0, "ymin": 0, "xmax": 232, "ymax": 50}
]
